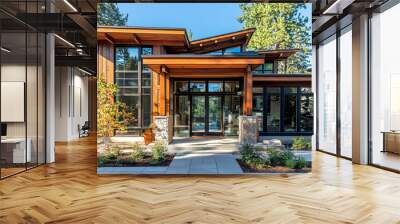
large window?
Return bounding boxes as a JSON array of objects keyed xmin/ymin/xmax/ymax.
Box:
[
  {"xmin": 253, "ymin": 86, "xmax": 313, "ymax": 135},
  {"xmin": 317, "ymin": 35, "xmax": 337, "ymax": 154},
  {"xmin": 370, "ymin": 4, "xmax": 400, "ymax": 171},
  {"xmin": 255, "ymin": 62, "xmax": 274, "ymax": 74},
  {"xmin": 115, "ymin": 46, "xmax": 152, "ymax": 134}
]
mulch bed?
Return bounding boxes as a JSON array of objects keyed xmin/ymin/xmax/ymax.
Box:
[
  {"xmin": 98, "ymin": 154, "xmax": 175, "ymax": 167},
  {"xmin": 237, "ymin": 159, "xmax": 311, "ymax": 173}
]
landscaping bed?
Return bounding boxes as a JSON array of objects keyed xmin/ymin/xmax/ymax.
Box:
[
  {"xmin": 238, "ymin": 143, "xmax": 311, "ymax": 173},
  {"xmin": 98, "ymin": 141, "xmax": 174, "ymax": 167},
  {"xmin": 98, "ymin": 154, "xmax": 174, "ymax": 167},
  {"xmin": 237, "ymin": 159, "xmax": 311, "ymax": 173}
]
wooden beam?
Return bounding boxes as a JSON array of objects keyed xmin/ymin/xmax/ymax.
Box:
[
  {"xmin": 244, "ymin": 66, "xmax": 253, "ymax": 116},
  {"xmin": 159, "ymin": 72, "xmax": 166, "ymax": 116},
  {"xmin": 104, "ymin": 33, "xmax": 114, "ymax": 44},
  {"xmin": 152, "ymin": 71, "xmax": 159, "ymax": 116},
  {"xmin": 132, "ymin": 34, "xmax": 141, "ymax": 44},
  {"xmin": 165, "ymin": 75, "xmax": 171, "ymax": 116}
]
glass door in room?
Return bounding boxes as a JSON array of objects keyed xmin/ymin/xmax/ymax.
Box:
[
  {"xmin": 208, "ymin": 96, "xmax": 223, "ymax": 134},
  {"xmin": 191, "ymin": 95, "xmax": 223, "ymax": 136},
  {"xmin": 191, "ymin": 96, "xmax": 206, "ymax": 134}
]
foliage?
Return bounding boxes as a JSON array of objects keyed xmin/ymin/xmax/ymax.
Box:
[
  {"xmin": 285, "ymin": 156, "xmax": 307, "ymax": 169},
  {"xmin": 291, "ymin": 137, "xmax": 311, "ymax": 150},
  {"xmin": 98, "ymin": 156, "xmax": 112, "ymax": 165},
  {"xmin": 240, "ymin": 144, "xmax": 268, "ymax": 168},
  {"xmin": 293, "ymin": 156, "xmax": 307, "ymax": 169},
  {"xmin": 268, "ymin": 148, "xmax": 294, "ymax": 167},
  {"xmin": 104, "ymin": 146, "xmax": 121, "ymax": 160},
  {"xmin": 97, "ymin": 77, "xmax": 133, "ymax": 141},
  {"xmin": 151, "ymin": 141, "xmax": 167, "ymax": 161},
  {"xmin": 131, "ymin": 142, "xmax": 145, "ymax": 161},
  {"xmin": 238, "ymin": 3, "xmax": 312, "ymax": 73},
  {"xmin": 97, "ymin": 3, "xmax": 128, "ymax": 26}
]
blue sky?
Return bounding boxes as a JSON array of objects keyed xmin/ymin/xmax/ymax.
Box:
[{"xmin": 117, "ymin": 3, "xmax": 311, "ymax": 40}]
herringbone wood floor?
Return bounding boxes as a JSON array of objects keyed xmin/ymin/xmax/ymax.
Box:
[{"xmin": 1, "ymin": 136, "xmax": 400, "ymax": 224}]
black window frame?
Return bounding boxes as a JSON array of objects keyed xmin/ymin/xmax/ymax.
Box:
[
  {"xmin": 253, "ymin": 86, "xmax": 314, "ymax": 136},
  {"xmin": 114, "ymin": 45, "xmax": 153, "ymax": 135}
]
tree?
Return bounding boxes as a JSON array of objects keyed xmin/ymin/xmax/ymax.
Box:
[
  {"xmin": 97, "ymin": 77, "xmax": 132, "ymax": 145},
  {"xmin": 97, "ymin": 3, "xmax": 128, "ymax": 26},
  {"xmin": 238, "ymin": 3, "xmax": 311, "ymax": 73}
]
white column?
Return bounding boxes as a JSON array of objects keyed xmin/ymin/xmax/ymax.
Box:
[
  {"xmin": 352, "ymin": 14, "xmax": 369, "ymax": 164},
  {"xmin": 46, "ymin": 33, "xmax": 55, "ymax": 163}
]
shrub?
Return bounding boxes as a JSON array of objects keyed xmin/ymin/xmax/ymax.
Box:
[
  {"xmin": 152, "ymin": 141, "xmax": 167, "ymax": 161},
  {"xmin": 291, "ymin": 137, "xmax": 311, "ymax": 151},
  {"xmin": 131, "ymin": 142, "xmax": 145, "ymax": 161},
  {"xmin": 98, "ymin": 156, "xmax": 112, "ymax": 165},
  {"xmin": 104, "ymin": 145, "xmax": 121, "ymax": 160},
  {"xmin": 293, "ymin": 157, "xmax": 307, "ymax": 169},
  {"xmin": 285, "ymin": 159, "xmax": 296, "ymax": 169},
  {"xmin": 240, "ymin": 144, "xmax": 268, "ymax": 168},
  {"xmin": 268, "ymin": 149, "xmax": 294, "ymax": 167}
]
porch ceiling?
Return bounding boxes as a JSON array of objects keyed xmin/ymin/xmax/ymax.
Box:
[{"xmin": 142, "ymin": 55, "xmax": 265, "ymax": 73}]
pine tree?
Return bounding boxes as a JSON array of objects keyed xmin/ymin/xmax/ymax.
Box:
[
  {"xmin": 238, "ymin": 3, "xmax": 311, "ymax": 73},
  {"xmin": 97, "ymin": 3, "xmax": 128, "ymax": 26}
]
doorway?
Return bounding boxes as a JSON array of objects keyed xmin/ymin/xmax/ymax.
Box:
[
  {"xmin": 173, "ymin": 79, "xmax": 241, "ymax": 137},
  {"xmin": 191, "ymin": 95, "xmax": 223, "ymax": 136}
]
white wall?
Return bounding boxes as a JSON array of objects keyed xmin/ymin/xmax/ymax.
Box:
[{"xmin": 54, "ymin": 66, "xmax": 89, "ymax": 141}]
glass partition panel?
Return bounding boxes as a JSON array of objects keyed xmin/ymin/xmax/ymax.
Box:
[
  {"xmin": 371, "ymin": 5, "xmax": 400, "ymax": 171},
  {"xmin": 340, "ymin": 26, "xmax": 352, "ymax": 158},
  {"xmin": 27, "ymin": 31, "xmax": 38, "ymax": 169},
  {"xmin": 1, "ymin": 30, "xmax": 27, "ymax": 177},
  {"xmin": 317, "ymin": 35, "xmax": 337, "ymax": 154}
]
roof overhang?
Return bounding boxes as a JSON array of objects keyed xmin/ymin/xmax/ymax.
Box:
[
  {"xmin": 97, "ymin": 26, "xmax": 189, "ymax": 47},
  {"xmin": 142, "ymin": 55, "xmax": 265, "ymax": 73},
  {"xmin": 255, "ymin": 49, "xmax": 299, "ymax": 60}
]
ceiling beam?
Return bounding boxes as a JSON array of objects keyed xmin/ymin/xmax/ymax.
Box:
[{"xmin": 132, "ymin": 34, "xmax": 141, "ymax": 44}]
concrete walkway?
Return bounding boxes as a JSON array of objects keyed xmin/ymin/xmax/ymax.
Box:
[
  {"xmin": 98, "ymin": 137, "xmax": 243, "ymax": 175},
  {"xmin": 166, "ymin": 137, "xmax": 242, "ymax": 174}
]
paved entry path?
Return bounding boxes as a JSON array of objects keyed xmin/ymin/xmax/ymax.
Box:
[{"xmin": 166, "ymin": 137, "xmax": 243, "ymax": 174}]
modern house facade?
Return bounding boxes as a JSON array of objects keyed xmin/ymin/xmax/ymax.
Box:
[{"xmin": 97, "ymin": 26, "xmax": 313, "ymax": 142}]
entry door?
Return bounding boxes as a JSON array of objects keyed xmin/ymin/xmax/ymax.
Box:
[
  {"xmin": 191, "ymin": 95, "xmax": 223, "ymax": 135},
  {"xmin": 191, "ymin": 96, "xmax": 206, "ymax": 134},
  {"xmin": 208, "ymin": 96, "xmax": 222, "ymax": 134}
]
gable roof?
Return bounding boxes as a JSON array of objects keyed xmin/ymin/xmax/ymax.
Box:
[{"xmin": 97, "ymin": 26, "xmax": 255, "ymax": 54}]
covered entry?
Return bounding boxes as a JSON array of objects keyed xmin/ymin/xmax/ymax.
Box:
[
  {"xmin": 173, "ymin": 79, "xmax": 241, "ymax": 136},
  {"xmin": 142, "ymin": 54, "xmax": 264, "ymax": 137}
]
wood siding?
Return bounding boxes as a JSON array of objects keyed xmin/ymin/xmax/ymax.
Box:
[{"xmin": 97, "ymin": 41, "xmax": 114, "ymax": 82}]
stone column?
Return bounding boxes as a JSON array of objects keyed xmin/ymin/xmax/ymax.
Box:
[
  {"xmin": 239, "ymin": 116, "xmax": 258, "ymax": 144},
  {"xmin": 154, "ymin": 116, "xmax": 173, "ymax": 145}
]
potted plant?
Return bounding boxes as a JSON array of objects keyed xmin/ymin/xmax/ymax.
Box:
[{"xmin": 143, "ymin": 123, "xmax": 156, "ymax": 145}]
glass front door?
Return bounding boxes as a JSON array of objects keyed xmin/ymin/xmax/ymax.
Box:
[
  {"xmin": 191, "ymin": 95, "xmax": 223, "ymax": 135},
  {"xmin": 173, "ymin": 80, "xmax": 241, "ymax": 136},
  {"xmin": 191, "ymin": 96, "xmax": 206, "ymax": 133},
  {"xmin": 208, "ymin": 96, "xmax": 222, "ymax": 133}
]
